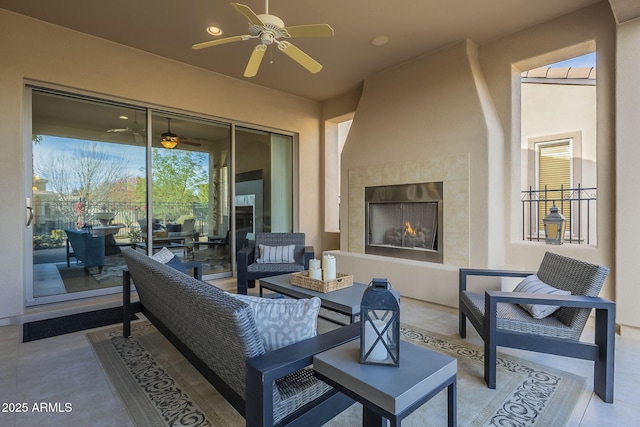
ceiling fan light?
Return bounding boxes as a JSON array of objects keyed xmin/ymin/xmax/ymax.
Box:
[
  {"xmin": 161, "ymin": 135, "xmax": 178, "ymax": 149},
  {"xmin": 206, "ymin": 26, "xmax": 223, "ymax": 36}
]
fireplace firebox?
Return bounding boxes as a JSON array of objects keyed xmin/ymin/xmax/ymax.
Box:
[{"xmin": 365, "ymin": 182, "xmax": 443, "ymax": 263}]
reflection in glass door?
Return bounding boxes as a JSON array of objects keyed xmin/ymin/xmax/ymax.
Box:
[
  {"xmin": 29, "ymin": 90, "xmax": 147, "ymax": 304},
  {"xmin": 27, "ymin": 88, "xmax": 290, "ymax": 305},
  {"xmin": 150, "ymin": 113, "xmax": 231, "ymax": 279},
  {"xmin": 235, "ymin": 127, "xmax": 293, "ymax": 249}
]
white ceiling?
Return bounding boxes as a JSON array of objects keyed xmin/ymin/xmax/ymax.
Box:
[{"xmin": 0, "ymin": 0, "xmax": 603, "ymax": 101}]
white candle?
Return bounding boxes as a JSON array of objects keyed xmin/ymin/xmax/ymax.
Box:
[
  {"xmin": 364, "ymin": 319, "xmax": 388, "ymax": 361},
  {"xmin": 309, "ymin": 258, "xmax": 321, "ymax": 270},
  {"xmin": 322, "ymin": 254, "xmax": 336, "ymax": 281},
  {"xmin": 309, "ymin": 268, "xmax": 322, "ymax": 280}
]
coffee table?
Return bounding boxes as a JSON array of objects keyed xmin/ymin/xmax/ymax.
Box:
[
  {"xmin": 259, "ymin": 273, "xmax": 368, "ymax": 324},
  {"xmin": 314, "ymin": 339, "xmax": 457, "ymax": 427}
]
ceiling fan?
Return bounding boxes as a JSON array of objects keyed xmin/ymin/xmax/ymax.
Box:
[
  {"xmin": 192, "ymin": 1, "xmax": 334, "ymax": 77},
  {"xmin": 160, "ymin": 118, "xmax": 201, "ymax": 148},
  {"xmin": 107, "ymin": 111, "xmax": 145, "ymax": 144}
]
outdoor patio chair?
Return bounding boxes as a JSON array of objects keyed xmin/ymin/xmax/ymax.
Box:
[
  {"xmin": 459, "ymin": 251, "xmax": 615, "ymax": 403},
  {"xmin": 237, "ymin": 232, "xmax": 314, "ymax": 295},
  {"xmin": 64, "ymin": 229, "xmax": 105, "ymax": 273}
]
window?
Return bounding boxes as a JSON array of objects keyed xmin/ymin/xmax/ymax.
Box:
[
  {"xmin": 325, "ymin": 115, "xmax": 352, "ymax": 232},
  {"xmin": 535, "ymin": 139, "xmax": 572, "ymax": 231},
  {"xmin": 519, "ymin": 50, "xmax": 597, "ymax": 244}
]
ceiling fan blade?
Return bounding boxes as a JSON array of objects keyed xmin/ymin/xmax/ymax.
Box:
[
  {"xmin": 192, "ymin": 35, "xmax": 252, "ymax": 50},
  {"xmin": 181, "ymin": 140, "xmax": 202, "ymax": 147},
  {"xmin": 244, "ymin": 44, "xmax": 267, "ymax": 77},
  {"xmin": 277, "ymin": 41, "xmax": 322, "ymax": 74},
  {"xmin": 231, "ymin": 3, "xmax": 265, "ymax": 26},
  {"xmin": 285, "ymin": 24, "xmax": 334, "ymax": 38}
]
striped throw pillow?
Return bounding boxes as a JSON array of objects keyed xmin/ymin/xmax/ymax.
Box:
[
  {"xmin": 256, "ymin": 244, "xmax": 296, "ymax": 263},
  {"xmin": 513, "ymin": 274, "xmax": 571, "ymax": 319}
]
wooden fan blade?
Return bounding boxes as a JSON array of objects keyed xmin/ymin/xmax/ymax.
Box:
[
  {"xmin": 285, "ymin": 24, "xmax": 334, "ymax": 38},
  {"xmin": 277, "ymin": 41, "xmax": 322, "ymax": 74},
  {"xmin": 244, "ymin": 44, "xmax": 267, "ymax": 77},
  {"xmin": 192, "ymin": 35, "xmax": 250, "ymax": 50},
  {"xmin": 231, "ymin": 3, "xmax": 265, "ymax": 26}
]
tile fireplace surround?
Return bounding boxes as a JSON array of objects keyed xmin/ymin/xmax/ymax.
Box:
[
  {"xmin": 347, "ymin": 153, "xmax": 470, "ymax": 267},
  {"xmin": 335, "ymin": 153, "xmax": 470, "ymax": 306}
]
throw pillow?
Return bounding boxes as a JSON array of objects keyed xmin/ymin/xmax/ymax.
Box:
[
  {"xmin": 231, "ymin": 293, "xmax": 320, "ymax": 351},
  {"xmin": 150, "ymin": 247, "xmax": 187, "ymax": 274},
  {"xmin": 256, "ymin": 244, "xmax": 296, "ymax": 264},
  {"xmin": 513, "ymin": 274, "xmax": 571, "ymax": 319}
]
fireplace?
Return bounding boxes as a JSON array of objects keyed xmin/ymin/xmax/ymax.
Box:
[{"xmin": 365, "ymin": 182, "xmax": 443, "ymax": 263}]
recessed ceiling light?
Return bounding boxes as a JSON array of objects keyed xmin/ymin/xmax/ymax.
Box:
[
  {"xmin": 370, "ymin": 35, "xmax": 389, "ymax": 46},
  {"xmin": 206, "ymin": 26, "xmax": 223, "ymax": 36},
  {"xmin": 119, "ymin": 115, "xmax": 129, "ymax": 120}
]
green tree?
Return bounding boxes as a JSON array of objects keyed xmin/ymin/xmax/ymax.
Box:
[{"xmin": 149, "ymin": 149, "xmax": 208, "ymax": 220}]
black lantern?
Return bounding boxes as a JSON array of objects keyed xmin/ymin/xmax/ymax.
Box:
[
  {"xmin": 360, "ymin": 278, "xmax": 400, "ymax": 366},
  {"xmin": 543, "ymin": 205, "xmax": 566, "ymax": 245}
]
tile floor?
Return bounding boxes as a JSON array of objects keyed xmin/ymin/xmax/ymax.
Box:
[{"xmin": 0, "ymin": 279, "xmax": 638, "ymax": 427}]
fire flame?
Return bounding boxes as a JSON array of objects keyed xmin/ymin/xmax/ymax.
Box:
[{"xmin": 405, "ymin": 221, "xmax": 417, "ymax": 236}]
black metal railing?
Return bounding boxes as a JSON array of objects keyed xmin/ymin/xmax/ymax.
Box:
[
  {"xmin": 521, "ymin": 184, "xmax": 596, "ymax": 244},
  {"xmin": 31, "ymin": 200, "xmax": 212, "ymax": 244}
]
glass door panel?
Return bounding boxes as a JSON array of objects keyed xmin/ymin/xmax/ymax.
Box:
[
  {"xmin": 150, "ymin": 113, "xmax": 231, "ymax": 278},
  {"xmin": 30, "ymin": 90, "xmax": 146, "ymax": 304},
  {"xmin": 235, "ymin": 127, "xmax": 293, "ymax": 249}
]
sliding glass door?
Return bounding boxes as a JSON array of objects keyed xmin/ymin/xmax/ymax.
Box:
[
  {"xmin": 26, "ymin": 87, "xmax": 293, "ymax": 305},
  {"xmin": 29, "ymin": 90, "xmax": 147, "ymax": 304},
  {"xmin": 149, "ymin": 113, "xmax": 231, "ymax": 278},
  {"xmin": 235, "ymin": 127, "xmax": 293, "ymax": 248}
]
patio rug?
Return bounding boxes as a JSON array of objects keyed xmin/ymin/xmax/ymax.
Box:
[
  {"xmin": 55, "ymin": 251, "xmax": 126, "ymax": 292},
  {"xmin": 88, "ymin": 321, "xmax": 588, "ymax": 427}
]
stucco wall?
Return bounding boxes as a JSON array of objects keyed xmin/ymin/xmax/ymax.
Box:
[
  {"xmin": 338, "ymin": 3, "xmax": 620, "ymax": 319},
  {"xmin": 0, "ymin": 9, "xmax": 323, "ymax": 322},
  {"xmin": 340, "ymin": 40, "xmax": 493, "ymax": 262},
  {"xmin": 616, "ymin": 17, "xmax": 640, "ymax": 332},
  {"xmin": 480, "ymin": 2, "xmax": 616, "ymax": 298}
]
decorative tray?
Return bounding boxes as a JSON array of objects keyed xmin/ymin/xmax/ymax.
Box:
[{"xmin": 290, "ymin": 271, "xmax": 353, "ymax": 293}]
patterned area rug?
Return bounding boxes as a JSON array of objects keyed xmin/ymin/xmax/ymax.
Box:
[
  {"xmin": 88, "ymin": 321, "xmax": 588, "ymax": 427},
  {"xmin": 89, "ymin": 253, "xmax": 127, "ymax": 285}
]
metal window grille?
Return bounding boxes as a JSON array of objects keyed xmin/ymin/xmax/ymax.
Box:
[{"xmin": 521, "ymin": 184, "xmax": 596, "ymax": 244}]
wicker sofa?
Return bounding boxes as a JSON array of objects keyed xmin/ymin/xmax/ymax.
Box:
[{"xmin": 121, "ymin": 248, "xmax": 357, "ymax": 427}]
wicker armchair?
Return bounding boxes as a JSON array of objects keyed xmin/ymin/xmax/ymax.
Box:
[
  {"xmin": 237, "ymin": 233, "xmax": 314, "ymax": 294},
  {"xmin": 459, "ymin": 252, "xmax": 615, "ymax": 403}
]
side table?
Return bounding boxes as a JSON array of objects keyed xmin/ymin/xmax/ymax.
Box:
[{"xmin": 313, "ymin": 339, "xmax": 457, "ymax": 427}]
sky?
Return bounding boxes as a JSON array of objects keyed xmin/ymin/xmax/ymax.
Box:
[
  {"xmin": 33, "ymin": 135, "xmax": 209, "ymax": 187},
  {"xmin": 547, "ymin": 52, "xmax": 596, "ymax": 68},
  {"xmin": 33, "ymin": 136, "xmax": 146, "ymax": 180}
]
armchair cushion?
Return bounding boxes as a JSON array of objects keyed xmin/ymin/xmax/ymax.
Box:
[
  {"xmin": 247, "ymin": 262, "xmax": 306, "ymax": 273},
  {"xmin": 231, "ymin": 293, "xmax": 321, "ymax": 351},
  {"xmin": 513, "ymin": 274, "xmax": 571, "ymax": 319},
  {"xmin": 257, "ymin": 244, "xmax": 296, "ymax": 264},
  {"xmin": 151, "ymin": 247, "xmax": 187, "ymax": 274}
]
